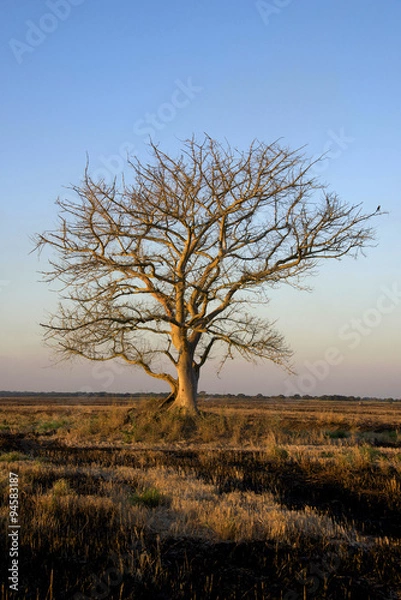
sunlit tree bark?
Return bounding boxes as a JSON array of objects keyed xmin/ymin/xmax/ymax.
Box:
[{"xmin": 35, "ymin": 136, "xmax": 379, "ymax": 414}]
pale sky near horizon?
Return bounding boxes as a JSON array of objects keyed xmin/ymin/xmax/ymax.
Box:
[{"xmin": 0, "ymin": 0, "xmax": 400, "ymax": 397}]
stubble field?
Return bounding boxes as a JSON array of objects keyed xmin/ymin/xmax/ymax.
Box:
[{"xmin": 1, "ymin": 394, "xmax": 401, "ymax": 599}]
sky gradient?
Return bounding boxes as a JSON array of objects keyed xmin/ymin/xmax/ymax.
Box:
[{"xmin": 1, "ymin": 0, "xmax": 400, "ymax": 397}]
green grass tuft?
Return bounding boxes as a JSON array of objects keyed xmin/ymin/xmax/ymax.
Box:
[{"xmin": 129, "ymin": 487, "xmax": 165, "ymax": 508}]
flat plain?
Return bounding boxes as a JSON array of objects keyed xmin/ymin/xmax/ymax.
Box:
[{"xmin": 1, "ymin": 394, "xmax": 401, "ymax": 599}]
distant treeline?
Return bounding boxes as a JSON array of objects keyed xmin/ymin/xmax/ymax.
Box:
[
  {"xmin": 0, "ymin": 391, "xmax": 144, "ymax": 398},
  {"xmin": 0, "ymin": 391, "xmax": 399, "ymax": 402}
]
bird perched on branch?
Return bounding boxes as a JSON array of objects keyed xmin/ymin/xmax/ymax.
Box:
[{"xmin": 376, "ymin": 205, "xmax": 381, "ymax": 211}]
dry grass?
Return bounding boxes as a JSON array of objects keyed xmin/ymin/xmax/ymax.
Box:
[
  {"xmin": 2, "ymin": 396, "xmax": 401, "ymax": 447},
  {"xmin": 1, "ymin": 396, "xmax": 401, "ymax": 599},
  {"xmin": 120, "ymin": 464, "xmax": 358, "ymax": 544}
]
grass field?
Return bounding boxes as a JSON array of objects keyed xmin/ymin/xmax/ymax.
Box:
[{"xmin": 1, "ymin": 395, "xmax": 401, "ymax": 599}]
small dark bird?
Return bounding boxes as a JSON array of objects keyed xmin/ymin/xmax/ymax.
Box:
[{"xmin": 376, "ymin": 205, "xmax": 381, "ymax": 211}]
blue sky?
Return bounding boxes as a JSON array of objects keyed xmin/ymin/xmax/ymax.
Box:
[{"xmin": 0, "ymin": 0, "xmax": 400, "ymax": 396}]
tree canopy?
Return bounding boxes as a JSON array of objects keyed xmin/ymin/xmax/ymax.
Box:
[{"xmin": 35, "ymin": 136, "xmax": 379, "ymax": 413}]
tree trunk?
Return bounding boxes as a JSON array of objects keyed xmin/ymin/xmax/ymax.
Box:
[{"xmin": 171, "ymin": 350, "xmax": 199, "ymax": 415}]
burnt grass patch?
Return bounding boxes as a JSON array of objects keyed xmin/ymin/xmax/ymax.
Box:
[
  {"xmin": 7, "ymin": 537, "xmax": 401, "ymax": 600},
  {"xmin": 1, "ymin": 432, "xmax": 401, "ymax": 599},
  {"xmin": 7, "ymin": 438, "xmax": 401, "ymax": 538}
]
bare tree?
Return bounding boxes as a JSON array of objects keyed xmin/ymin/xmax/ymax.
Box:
[{"xmin": 35, "ymin": 136, "xmax": 379, "ymax": 414}]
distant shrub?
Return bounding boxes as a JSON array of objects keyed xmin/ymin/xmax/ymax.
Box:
[
  {"xmin": 0, "ymin": 451, "xmax": 30, "ymax": 462},
  {"xmin": 360, "ymin": 446, "xmax": 384, "ymax": 463},
  {"xmin": 270, "ymin": 446, "xmax": 289, "ymax": 461},
  {"xmin": 51, "ymin": 478, "xmax": 75, "ymax": 497},
  {"xmin": 35, "ymin": 418, "xmax": 70, "ymax": 434},
  {"xmin": 129, "ymin": 487, "xmax": 165, "ymax": 508}
]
